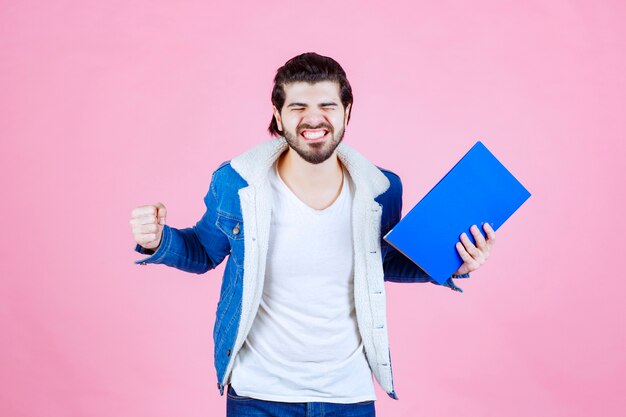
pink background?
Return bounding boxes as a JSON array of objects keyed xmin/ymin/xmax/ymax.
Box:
[{"xmin": 2, "ymin": 1, "xmax": 624, "ymax": 416}]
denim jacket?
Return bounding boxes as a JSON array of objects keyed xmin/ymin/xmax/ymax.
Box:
[{"xmin": 133, "ymin": 137, "xmax": 469, "ymax": 400}]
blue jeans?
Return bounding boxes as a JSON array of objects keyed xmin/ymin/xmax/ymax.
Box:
[{"xmin": 226, "ymin": 384, "xmax": 376, "ymax": 417}]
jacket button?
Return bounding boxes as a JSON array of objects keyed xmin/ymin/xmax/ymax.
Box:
[
  {"xmin": 232, "ymin": 226, "xmax": 240, "ymax": 235},
  {"xmin": 227, "ymin": 349, "xmax": 231, "ymax": 356}
]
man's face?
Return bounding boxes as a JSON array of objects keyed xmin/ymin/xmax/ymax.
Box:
[{"xmin": 273, "ymin": 80, "xmax": 351, "ymax": 164}]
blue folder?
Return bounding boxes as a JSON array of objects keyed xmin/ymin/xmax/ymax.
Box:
[{"xmin": 383, "ymin": 141, "xmax": 531, "ymax": 284}]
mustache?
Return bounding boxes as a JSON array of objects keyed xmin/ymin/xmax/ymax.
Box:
[{"xmin": 297, "ymin": 123, "xmax": 333, "ymax": 133}]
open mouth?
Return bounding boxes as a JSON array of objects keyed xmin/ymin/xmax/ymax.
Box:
[{"xmin": 300, "ymin": 129, "xmax": 330, "ymax": 141}]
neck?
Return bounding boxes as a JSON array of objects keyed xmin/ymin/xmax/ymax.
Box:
[{"xmin": 277, "ymin": 148, "xmax": 344, "ymax": 191}]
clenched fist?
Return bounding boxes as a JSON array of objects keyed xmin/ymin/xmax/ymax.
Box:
[{"xmin": 130, "ymin": 202, "xmax": 167, "ymax": 250}]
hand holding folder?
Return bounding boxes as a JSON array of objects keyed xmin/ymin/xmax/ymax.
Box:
[
  {"xmin": 383, "ymin": 141, "xmax": 531, "ymax": 286},
  {"xmin": 451, "ymin": 222, "xmax": 496, "ymax": 276}
]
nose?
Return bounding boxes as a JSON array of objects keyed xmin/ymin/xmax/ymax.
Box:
[{"xmin": 301, "ymin": 108, "xmax": 328, "ymax": 128}]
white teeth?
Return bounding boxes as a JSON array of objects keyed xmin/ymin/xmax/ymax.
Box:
[{"xmin": 302, "ymin": 130, "xmax": 326, "ymax": 139}]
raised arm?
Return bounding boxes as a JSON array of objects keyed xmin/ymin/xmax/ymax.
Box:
[{"xmin": 131, "ymin": 169, "xmax": 231, "ymax": 274}]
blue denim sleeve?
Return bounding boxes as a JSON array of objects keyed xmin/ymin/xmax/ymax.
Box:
[
  {"xmin": 383, "ymin": 243, "xmax": 469, "ymax": 292},
  {"xmin": 381, "ymin": 174, "xmax": 470, "ymax": 292},
  {"xmin": 133, "ymin": 170, "xmax": 231, "ymax": 274}
]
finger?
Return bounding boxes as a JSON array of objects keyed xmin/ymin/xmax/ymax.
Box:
[
  {"xmin": 138, "ymin": 215, "xmax": 158, "ymax": 225},
  {"xmin": 155, "ymin": 202, "xmax": 167, "ymax": 225},
  {"xmin": 460, "ymin": 232, "xmax": 481, "ymax": 259},
  {"xmin": 129, "ymin": 215, "xmax": 157, "ymax": 227},
  {"xmin": 455, "ymin": 242, "xmax": 476, "ymax": 270},
  {"xmin": 135, "ymin": 233, "xmax": 157, "ymax": 243},
  {"xmin": 137, "ymin": 223, "xmax": 158, "ymax": 234},
  {"xmin": 130, "ymin": 223, "xmax": 158, "ymax": 236},
  {"xmin": 483, "ymin": 222, "xmax": 496, "ymax": 247},
  {"xmin": 470, "ymin": 224, "xmax": 487, "ymax": 250},
  {"xmin": 131, "ymin": 206, "xmax": 157, "ymax": 218}
]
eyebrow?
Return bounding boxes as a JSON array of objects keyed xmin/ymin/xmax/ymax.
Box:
[{"xmin": 286, "ymin": 102, "xmax": 339, "ymax": 108}]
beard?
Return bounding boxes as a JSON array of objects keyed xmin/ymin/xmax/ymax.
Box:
[{"xmin": 282, "ymin": 122, "xmax": 346, "ymax": 165}]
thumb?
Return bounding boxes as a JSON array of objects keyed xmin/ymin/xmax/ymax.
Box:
[{"xmin": 154, "ymin": 202, "xmax": 167, "ymax": 225}]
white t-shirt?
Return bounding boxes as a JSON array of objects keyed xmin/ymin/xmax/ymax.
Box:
[{"xmin": 229, "ymin": 161, "xmax": 377, "ymax": 403}]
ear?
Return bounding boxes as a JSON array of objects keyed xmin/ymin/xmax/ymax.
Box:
[
  {"xmin": 272, "ymin": 105, "xmax": 283, "ymax": 131},
  {"xmin": 343, "ymin": 103, "xmax": 352, "ymax": 128}
]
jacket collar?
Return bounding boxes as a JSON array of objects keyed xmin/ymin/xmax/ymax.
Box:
[{"xmin": 229, "ymin": 137, "xmax": 390, "ymax": 198}]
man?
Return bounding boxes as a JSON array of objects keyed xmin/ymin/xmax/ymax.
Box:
[{"xmin": 129, "ymin": 52, "xmax": 495, "ymax": 416}]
